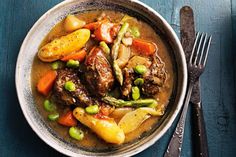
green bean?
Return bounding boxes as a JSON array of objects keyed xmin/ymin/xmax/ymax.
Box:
[
  {"xmin": 69, "ymin": 127, "xmax": 84, "ymax": 141},
  {"xmin": 64, "ymin": 81, "xmax": 76, "ymax": 91},
  {"xmin": 66, "ymin": 59, "xmax": 80, "ymax": 68},
  {"xmin": 48, "ymin": 113, "xmax": 59, "ymax": 121},
  {"xmin": 134, "ymin": 78, "xmax": 144, "ymax": 86},
  {"xmin": 132, "ymin": 86, "xmax": 140, "ymax": 100},
  {"xmin": 113, "ymin": 60, "xmax": 123, "ymax": 85},
  {"xmin": 102, "ymin": 96, "xmax": 157, "ymax": 108},
  {"xmin": 130, "ymin": 26, "xmax": 140, "ymax": 38},
  {"xmin": 85, "ymin": 105, "xmax": 99, "ymax": 114},
  {"xmin": 43, "ymin": 100, "xmax": 56, "ymax": 112},
  {"xmin": 134, "ymin": 65, "xmax": 147, "ymax": 75},
  {"xmin": 111, "ymin": 22, "xmax": 129, "ymax": 60}
]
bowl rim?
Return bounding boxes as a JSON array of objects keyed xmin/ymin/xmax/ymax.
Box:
[{"xmin": 15, "ymin": 0, "xmax": 187, "ymax": 156}]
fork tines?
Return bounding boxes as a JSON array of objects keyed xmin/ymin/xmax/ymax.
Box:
[{"xmin": 189, "ymin": 32, "xmax": 212, "ymax": 67}]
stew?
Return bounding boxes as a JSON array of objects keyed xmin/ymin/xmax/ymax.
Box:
[{"xmin": 31, "ymin": 10, "xmax": 174, "ymax": 150}]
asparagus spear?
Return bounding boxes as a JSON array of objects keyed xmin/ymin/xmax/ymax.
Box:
[
  {"xmin": 102, "ymin": 96, "xmax": 157, "ymax": 108},
  {"xmin": 113, "ymin": 60, "xmax": 123, "ymax": 85},
  {"xmin": 111, "ymin": 22, "xmax": 129, "ymax": 60},
  {"xmin": 99, "ymin": 41, "xmax": 112, "ymax": 63},
  {"xmin": 111, "ymin": 22, "xmax": 129, "ymax": 85}
]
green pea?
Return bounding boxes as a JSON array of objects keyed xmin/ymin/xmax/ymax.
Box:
[
  {"xmin": 66, "ymin": 59, "xmax": 79, "ymax": 68},
  {"xmin": 85, "ymin": 105, "xmax": 99, "ymax": 114},
  {"xmin": 48, "ymin": 113, "xmax": 59, "ymax": 121},
  {"xmin": 69, "ymin": 127, "xmax": 84, "ymax": 141},
  {"xmin": 43, "ymin": 100, "xmax": 56, "ymax": 112},
  {"xmin": 134, "ymin": 65, "xmax": 147, "ymax": 75},
  {"xmin": 134, "ymin": 78, "xmax": 144, "ymax": 86},
  {"xmin": 64, "ymin": 81, "xmax": 76, "ymax": 91},
  {"xmin": 51, "ymin": 61, "xmax": 63, "ymax": 70},
  {"xmin": 132, "ymin": 86, "xmax": 140, "ymax": 100},
  {"xmin": 130, "ymin": 26, "xmax": 140, "ymax": 38}
]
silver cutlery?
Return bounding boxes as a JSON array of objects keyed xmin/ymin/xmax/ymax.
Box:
[
  {"xmin": 164, "ymin": 32, "xmax": 212, "ymax": 157},
  {"xmin": 180, "ymin": 6, "xmax": 209, "ymax": 157}
]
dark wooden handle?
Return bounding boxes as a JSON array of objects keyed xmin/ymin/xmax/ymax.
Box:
[{"xmin": 192, "ymin": 102, "xmax": 209, "ymax": 157}]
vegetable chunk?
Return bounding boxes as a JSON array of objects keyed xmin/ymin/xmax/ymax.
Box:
[
  {"xmin": 132, "ymin": 38, "xmax": 157, "ymax": 56},
  {"xmin": 58, "ymin": 111, "xmax": 77, "ymax": 127},
  {"xmin": 64, "ymin": 15, "xmax": 86, "ymax": 32},
  {"xmin": 118, "ymin": 107, "xmax": 163, "ymax": 134},
  {"xmin": 38, "ymin": 29, "xmax": 90, "ymax": 62},
  {"xmin": 73, "ymin": 107, "xmax": 125, "ymax": 144},
  {"xmin": 37, "ymin": 70, "xmax": 57, "ymax": 96}
]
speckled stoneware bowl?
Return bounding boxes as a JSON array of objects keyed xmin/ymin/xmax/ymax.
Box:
[{"xmin": 15, "ymin": 0, "xmax": 187, "ymax": 156}]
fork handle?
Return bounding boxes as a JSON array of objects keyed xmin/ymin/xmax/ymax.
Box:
[
  {"xmin": 164, "ymin": 84, "xmax": 193, "ymax": 157},
  {"xmin": 192, "ymin": 102, "xmax": 209, "ymax": 157}
]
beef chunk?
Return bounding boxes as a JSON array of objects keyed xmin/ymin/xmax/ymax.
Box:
[
  {"xmin": 142, "ymin": 54, "xmax": 167, "ymax": 96},
  {"xmin": 53, "ymin": 69, "xmax": 94, "ymax": 106},
  {"xmin": 85, "ymin": 47, "xmax": 114, "ymax": 96},
  {"xmin": 121, "ymin": 68, "xmax": 134, "ymax": 98}
]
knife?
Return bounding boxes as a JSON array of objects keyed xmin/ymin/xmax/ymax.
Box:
[{"xmin": 180, "ymin": 6, "xmax": 209, "ymax": 157}]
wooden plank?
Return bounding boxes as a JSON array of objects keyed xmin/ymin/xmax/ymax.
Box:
[
  {"xmin": 0, "ymin": 0, "xmax": 63, "ymax": 156},
  {"xmin": 0, "ymin": 0, "xmax": 235, "ymax": 157},
  {"xmin": 140, "ymin": 0, "xmax": 236, "ymax": 157},
  {"xmin": 232, "ymin": 0, "xmax": 236, "ymax": 123}
]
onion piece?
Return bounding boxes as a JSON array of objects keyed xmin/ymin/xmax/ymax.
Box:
[{"xmin": 118, "ymin": 107, "xmax": 163, "ymax": 134}]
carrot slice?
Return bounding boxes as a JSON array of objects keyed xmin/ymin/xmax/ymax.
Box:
[
  {"xmin": 61, "ymin": 49, "xmax": 87, "ymax": 62},
  {"xmin": 132, "ymin": 38, "xmax": 157, "ymax": 56},
  {"xmin": 58, "ymin": 111, "xmax": 78, "ymax": 127},
  {"xmin": 83, "ymin": 19, "xmax": 108, "ymax": 30},
  {"xmin": 94, "ymin": 22, "xmax": 114, "ymax": 43},
  {"xmin": 37, "ymin": 70, "xmax": 57, "ymax": 96}
]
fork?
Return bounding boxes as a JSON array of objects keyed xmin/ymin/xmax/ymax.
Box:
[{"xmin": 164, "ymin": 32, "xmax": 212, "ymax": 157}]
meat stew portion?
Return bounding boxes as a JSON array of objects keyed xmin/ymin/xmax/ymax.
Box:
[{"xmin": 31, "ymin": 10, "xmax": 174, "ymax": 150}]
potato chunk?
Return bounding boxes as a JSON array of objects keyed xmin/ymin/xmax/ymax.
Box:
[
  {"xmin": 73, "ymin": 107, "xmax": 125, "ymax": 144},
  {"xmin": 38, "ymin": 29, "xmax": 90, "ymax": 62}
]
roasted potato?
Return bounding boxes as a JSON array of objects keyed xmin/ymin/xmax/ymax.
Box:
[{"xmin": 38, "ymin": 29, "xmax": 90, "ymax": 62}]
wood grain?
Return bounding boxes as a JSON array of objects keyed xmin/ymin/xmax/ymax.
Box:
[{"xmin": 0, "ymin": 0, "xmax": 235, "ymax": 157}]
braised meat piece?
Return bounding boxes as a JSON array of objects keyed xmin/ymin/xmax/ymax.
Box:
[
  {"xmin": 121, "ymin": 56, "xmax": 152, "ymax": 98},
  {"xmin": 53, "ymin": 69, "xmax": 94, "ymax": 106},
  {"xmin": 142, "ymin": 54, "xmax": 167, "ymax": 96},
  {"xmin": 85, "ymin": 47, "xmax": 114, "ymax": 96},
  {"xmin": 121, "ymin": 68, "xmax": 134, "ymax": 98}
]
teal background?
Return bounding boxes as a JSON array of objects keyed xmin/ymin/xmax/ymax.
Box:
[{"xmin": 1, "ymin": 0, "xmax": 236, "ymax": 156}]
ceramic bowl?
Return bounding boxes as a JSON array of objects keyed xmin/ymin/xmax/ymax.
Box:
[{"xmin": 15, "ymin": 0, "xmax": 187, "ymax": 156}]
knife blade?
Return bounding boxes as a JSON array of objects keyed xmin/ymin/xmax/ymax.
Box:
[
  {"xmin": 180, "ymin": 6, "xmax": 200, "ymax": 104},
  {"xmin": 180, "ymin": 6, "xmax": 209, "ymax": 157}
]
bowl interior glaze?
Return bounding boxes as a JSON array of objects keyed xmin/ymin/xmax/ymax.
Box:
[{"xmin": 15, "ymin": 0, "xmax": 187, "ymax": 156}]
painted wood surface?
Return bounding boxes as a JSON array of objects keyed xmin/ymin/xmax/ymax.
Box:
[{"xmin": 0, "ymin": 0, "xmax": 235, "ymax": 156}]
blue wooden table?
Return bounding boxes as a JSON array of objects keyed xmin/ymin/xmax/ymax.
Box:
[{"xmin": 1, "ymin": 0, "xmax": 236, "ymax": 156}]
